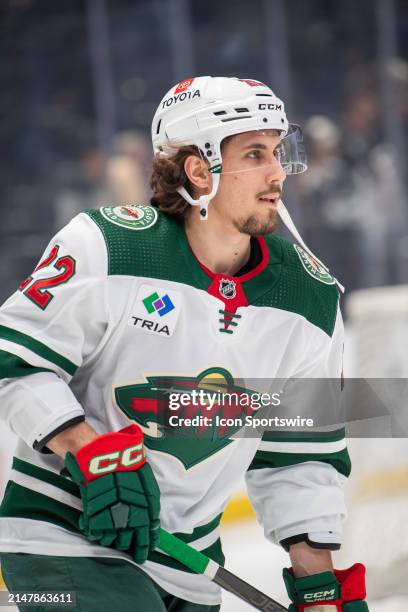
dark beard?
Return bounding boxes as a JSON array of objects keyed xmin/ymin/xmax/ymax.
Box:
[{"xmin": 234, "ymin": 209, "xmax": 279, "ymax": 236}]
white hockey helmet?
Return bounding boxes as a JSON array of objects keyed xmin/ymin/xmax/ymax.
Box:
[{"xmin": 151, "ymin": 76, "xmax": 306, "ymax": 219}]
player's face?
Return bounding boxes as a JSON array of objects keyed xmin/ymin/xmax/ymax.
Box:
[{"xmin": 213, "ymin": 130, "xmax": 286, "ymax": 235}]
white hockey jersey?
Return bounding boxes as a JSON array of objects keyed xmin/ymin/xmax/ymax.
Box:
[{"xmin": 0, "ymin": 205, "xmax": 349, "ymax": 605}]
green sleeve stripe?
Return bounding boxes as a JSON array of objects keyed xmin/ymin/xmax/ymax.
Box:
[
  {"xmin": 0, "ymin": 350, "xmax": 52, "ymax": 379},
  {"xmin": 12, "ymin": 458, "xmax": 80, "ymax": 497},
  {"xmin": 258, "ymin": 438, "xmax": 346, "ymax": 454},
  {"xmin": 0, "ymin": 325, "xmax": 78, "ymax": 376},
  {"xmin": 261, "ymin": 427, "xmax": 346, "ymax": 443},
  {"xmin": 11, "ymin": 456, "xmax": 221, "ymax": 543},
  {"xmin": 0, "ymin": 481, "xmax": 80, "ymax": 533},
  {"xmin": 248, "ymin": 447, "xmax": 351, "ymax": 478},
  {"xmin": 172, "ymin": 513, "xmax": 222, "ymax": 544},
  {"xmin": 0, "ymin": 480, "xmax": 224, "ymax": 575}
]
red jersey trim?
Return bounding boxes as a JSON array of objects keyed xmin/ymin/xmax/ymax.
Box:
[{"xmin": 190, "ymin": 236, "xmax": 270, "ymax": 282}]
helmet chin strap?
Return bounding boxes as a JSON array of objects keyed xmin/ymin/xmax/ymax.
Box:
[
  {"xmin": 278, "ymin": 199, "xmax": 345, "ymax": 293},
  {"xmin": 177, "ymin": 173, "xmax": 221, "ymax": 220}
]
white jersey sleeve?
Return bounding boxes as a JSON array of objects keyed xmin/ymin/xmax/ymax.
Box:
[
  {"xmin": 0, "ymin": 213, "xmax": 109, "ymax": 450},
  {"xmin": 245, "ymin": 306, "xmax": 349, "ymax": 549}
]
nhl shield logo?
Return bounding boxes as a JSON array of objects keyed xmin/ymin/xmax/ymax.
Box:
[{"xmin": 219, "ymin": 278, "xmax": 236, "ymax": 299}]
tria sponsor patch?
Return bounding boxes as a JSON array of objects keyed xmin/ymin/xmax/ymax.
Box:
[
  {"xmin": 294, "ymin": 244, "xmax": 335, "ymax": 285},
  {"xmin": 174, "ymin": 78, "xmax": 195, "ymax": 94},
  {"xmin": 129, "ymin": 284, "xmax": 182, "ymax": 337}
]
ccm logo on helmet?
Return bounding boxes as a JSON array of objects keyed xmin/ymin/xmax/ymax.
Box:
[
  {"xmin": 258, "ymin": 103, "xmax": 283, "ymax": 111},
  {"xmin": 304, "ymin": 589, "xmax": 336, "ymax": 602},
  {"xmin": 88, "ymin": 444, "xmax": 144, "ymax": 475},
  {"xmin": 162, "ymin": 89, "xmax": 201, "ymax": 109}
]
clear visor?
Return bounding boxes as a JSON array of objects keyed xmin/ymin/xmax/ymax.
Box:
[
  {"xmin": 280, "ymin": 124, "xmax": 307, "ymax": 175},
  {"xmin": 213, "ymin": 123, "xmax": 307, "ymax": 176}
]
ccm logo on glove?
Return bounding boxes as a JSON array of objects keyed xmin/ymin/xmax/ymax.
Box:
[
  {"xmin": 88, "ymin": 444, "xmax": 144, "ymax": 476},
  {"xmin": 304, "ymin": 589, "xmax": 336, "ymax": 602},
  {"xmin": 73, "ymin": 424, "xmax": 147, "ymax": 482}
]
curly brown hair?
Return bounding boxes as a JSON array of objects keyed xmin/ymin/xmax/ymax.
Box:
[
  {"xmin": 149, "ymin": 137, "xmax": 234, "ymax": 220},
  {"xmin": 149, "ymin": 145, "xmax": 204, "ymax": 220}
]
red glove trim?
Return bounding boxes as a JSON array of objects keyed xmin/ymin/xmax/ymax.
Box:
[
  {"xmin": 293, "ymin": 563, "xmax": 367, "ymax": 611},
  {"xmin": 334, "ymin": 563, "xmax": 367, "ymax": 602},
  {"xmin": 75, "ymin": 424, "xmax": 146, "ymax": 482}
]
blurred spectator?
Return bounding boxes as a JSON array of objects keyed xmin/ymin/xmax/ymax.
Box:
[
  {"xmin": 295, "ymin": 115, "xmax": 364, "ymax": 291},
  {"xmin": 53, "ymin": 144, "xmax": 108, "ymax": 229},
  {"xmin": 105, "ymin": 130, "xmax": 151, "ymax": 204},
  {"xmin": 296, "ymin": 87, "xmax": 408, "ymax": 292},
  {"xmin": 53, "ymin": 131, "xmax": 151, "ymax": 231},
  {"xmin": 342, "ymin": 91, "xmax": 381, "ymax": 163}
]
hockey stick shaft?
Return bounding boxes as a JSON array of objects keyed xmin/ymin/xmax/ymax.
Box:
[{"xmin": 157, "ymin": 529, "xmax": 288, "ymax": 611}]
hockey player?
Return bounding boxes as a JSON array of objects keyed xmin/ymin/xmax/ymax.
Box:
[{"xmin": 0, "ymin": 77, "xmax": 368, "ymax": 611}]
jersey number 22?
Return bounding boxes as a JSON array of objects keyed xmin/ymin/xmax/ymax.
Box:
[{"xmin": 19, "ymin": 245, "xmax": 76, "ymax": 309}]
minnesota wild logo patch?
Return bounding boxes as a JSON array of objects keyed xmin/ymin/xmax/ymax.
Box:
[
  {"xmin": 100, "ymin": 204, "xmax": 158, "ymax": 230},
  {"xmin": 114, "ymin": 368, "xmax": 259, "ymax": 469},
  {"xmin": 294, "ymin": 244, "xmax": 335, "ymax": 285}
]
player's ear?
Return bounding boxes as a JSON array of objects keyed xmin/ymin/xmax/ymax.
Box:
[{"xmin": 184, "ymin": 155, "xmax": 211, "ymax": 192}]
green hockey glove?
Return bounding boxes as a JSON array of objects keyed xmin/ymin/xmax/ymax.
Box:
[
  {"xmin": 283, "ymin": 563, "xmax": 369, "ymax": 611},
  {"xmin": 65, "ymin": 424, "xmax": 160, "ymax": 564}
]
